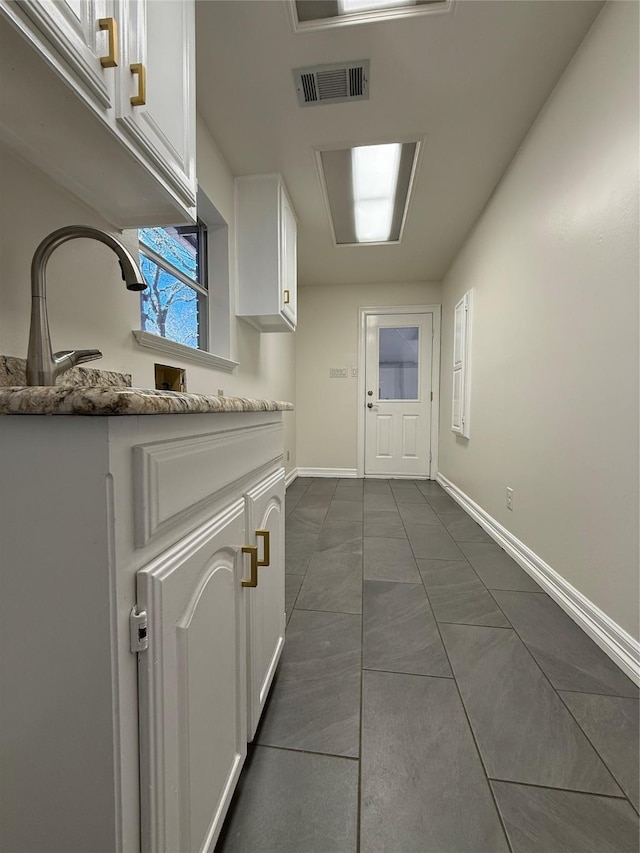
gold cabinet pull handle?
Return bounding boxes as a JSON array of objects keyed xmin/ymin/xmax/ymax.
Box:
[
  {"xmin": 241, "ymin": 545, "xmax": 259, "ymax": 588},
  {"xmin": 130, "ymin": 62, "xmax": 146, "ymax": 106},
  {"xmin": 98, "ymin": 17, "xmax": 118, "ymax": 68},
  {"xmin": 256, "ymin": 529, "xmax": 270, "ymax": 567},
  {"xmin": 283, "ymin": 289, "xmax": 290, "ymax": 305}
]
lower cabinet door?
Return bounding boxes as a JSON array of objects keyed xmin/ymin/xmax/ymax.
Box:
[
  {"xmin": 136, "ymin": 501, "xmax": 247, "ymax": 853},
  {"xmin": 244, "ymin": 468, "xmax": 286, "ymax": 740}
]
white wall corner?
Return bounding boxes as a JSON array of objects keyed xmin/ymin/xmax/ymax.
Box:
[
  {"xmin": 285, "ymin": 468, "xmax": 299, "ymax": 487},
  {"xmin": 436, "ymin": 472, "xmax": 640, "ymax": 687}
]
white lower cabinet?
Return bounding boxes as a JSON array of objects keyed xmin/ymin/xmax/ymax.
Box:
[
  {"xmin": 0, "ymin": 410, "xmax": 286, "ymax": 853},
  {"xmin": 245, "ymin": 469, "xmax": 286, "ymax": 740},
  {"xmin": 137, "ymin": 503, "xmax": 248, "ymax": 853}
]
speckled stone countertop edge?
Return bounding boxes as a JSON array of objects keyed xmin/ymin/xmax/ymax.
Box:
[
  {"xmin": 0, "ymin": 386, "xmax": 294, "ymax": 416},
  {"xmin": 0, "ymin": 355, "xmax": 132, "ymax": 388}
]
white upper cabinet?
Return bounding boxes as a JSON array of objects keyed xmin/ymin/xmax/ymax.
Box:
[
  {"xmin": 236, "ymin": 174, "xmax": 298, "ymax": 332},
  {"xmin": 0, "ymin": 0, "xmax": 197, "ymax": 225},
  {"xmin": 11, "ymin": 0, "xmax": 115, "ymax": 113},
  {"xmin": 116, "ymin": 0, "xmax": 196, "ymax": 211}
]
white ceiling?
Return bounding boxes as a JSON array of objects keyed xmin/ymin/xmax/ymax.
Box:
[{"xmin": 195, "ymin": 0, "xmax": 603, "ymax": 286}]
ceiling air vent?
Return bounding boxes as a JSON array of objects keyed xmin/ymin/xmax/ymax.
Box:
[{"xmin": 293, "ymin": 61, "xmax": 370, "ymax": 107}]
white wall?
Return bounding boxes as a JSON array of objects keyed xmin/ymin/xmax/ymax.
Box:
[
  {"xmin": 296, "ymin": 282, "xmax": 441, "ymax": 471},
  {"xmin": 439, "ymin": 1, "xmax": 639, "ymax": 639},
  {"xmin": 0, "ymin": 117, "xmax": 296, "ymax": 470}
]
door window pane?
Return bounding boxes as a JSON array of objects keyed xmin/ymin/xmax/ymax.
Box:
[{"xmin": 378, "ymin": 326, "xmax": 419, "ymax": 399}]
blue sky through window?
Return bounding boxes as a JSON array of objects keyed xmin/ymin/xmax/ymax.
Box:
[{"xmin": 138, "ymin": 225, "xmax": 205, "ymax": 349}]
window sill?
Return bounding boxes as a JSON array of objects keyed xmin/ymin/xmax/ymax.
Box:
[{"xmin": 132, "ymin": 330, "xmax": 239, "ymax": 373}]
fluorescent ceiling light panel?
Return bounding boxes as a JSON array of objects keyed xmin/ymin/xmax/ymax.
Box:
[
  {"xmin": 293, "ymin": 0, "xmax": 452, "ymax": 29},
  {"xmin": 352, "ymin": 143, "xmax": 401, "ymax": 242},
  {"xmin": 338, "ymin": 0, "xmax": 414, "ymax": 13},
  {"xmin": 318, "ymin": 141, "xmax": 418, "ymax": 245}
]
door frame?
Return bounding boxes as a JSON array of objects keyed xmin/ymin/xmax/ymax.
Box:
[{"xmin": 357, "ymin": 304, "xmax": 441, "ymax": 479}]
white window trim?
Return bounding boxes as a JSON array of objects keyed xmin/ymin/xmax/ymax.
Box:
[
  {"xmin": 452, "ymin": 289, "xmax": 472, "ymax": 438},
  {"xmin": 133, "ymin": 187, "xmax": 236, "ymax": 372},
  {"xmin": 132, "ymin": 330, "xmax": 238, "ymax": 372}
]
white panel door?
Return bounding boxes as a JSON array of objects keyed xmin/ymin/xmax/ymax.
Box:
[
  {"xmin": 245, "ymin": 469, "xmax": 285, "ymax": 740},
  {"xmin": 137, "ymin": 502, "xmax": 247, "ymax": 853},
  {"xmin": 364, "ymin": 312, "xmax": 433, "ymax": 477},
  {"xmin": 280, "ymin": 187, "xmax": 297, "ymax": 327},
  {"xmin": 117, "ymin": 0, "xmax": 197, "ymax": 210}
]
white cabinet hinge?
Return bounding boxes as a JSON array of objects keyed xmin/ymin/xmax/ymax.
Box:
[{"xmin": 130, "ymin": 607, "xmax": 148, "ymax": 653}]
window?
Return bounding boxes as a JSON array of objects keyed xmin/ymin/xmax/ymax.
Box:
[
  {"xmin": 133, "ymin": 189, "xmax": 237, "ymax": 373},
  {"xmin": 138, "ymin": 222, "xmax": 208, "ymax": 349},
  {"xmin": 452, "ymin": 290, "xmax": 472, "ymax": 438}
]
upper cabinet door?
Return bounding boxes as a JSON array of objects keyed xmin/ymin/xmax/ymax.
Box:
[
  {"xmin": 280, "ymin": 186, "xmax": 298, "ymax": 328},
  {"xmin": 117, "ymin": 0, "xmax": 197, "ymax": 211},
  {"xmin": 236, "ymin": 174, "xmax": 298, "ymax": 332},
  {"xmin": 7, "ymin": 0, "xmax": 115, "ymax": 113}
]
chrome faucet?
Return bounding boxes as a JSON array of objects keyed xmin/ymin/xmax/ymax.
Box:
[{"xmin": 26, "ymin": 225, "xmax": 147, "ymax": 386}]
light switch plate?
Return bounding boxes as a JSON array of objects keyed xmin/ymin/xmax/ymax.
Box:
[{"xmin": 329, "ymin": 367, "xmax": 348, "ymax": 378}]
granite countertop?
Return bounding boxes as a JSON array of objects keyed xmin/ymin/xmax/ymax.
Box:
[
  {"xmin": 0, "ymin": 356, "xmax": 292, "ymax": 416},
  {"xmin": 0, "ymin": 386, "xmax": 294, "ymax": 416}
]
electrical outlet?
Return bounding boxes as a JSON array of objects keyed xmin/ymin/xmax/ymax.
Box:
[{"xmin": 506, "ymin": 487, "xmax": 514, "ymax": 511}]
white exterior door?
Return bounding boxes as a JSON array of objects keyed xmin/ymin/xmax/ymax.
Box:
[{"xmin": 364, "ymin": 312, "xmax": 433, "ymax": 477}]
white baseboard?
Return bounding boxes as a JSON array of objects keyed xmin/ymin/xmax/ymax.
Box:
[
  {"xmin": 436, "ymin": 473, "xmax": 640, "ymax": 686},
  {"xmin": 284, "ymin": 468, "xmax": 298, "ymax": 488},
  {"xmin": 296, "ymin": 467, "xmax": 358, "ymax": 478}
]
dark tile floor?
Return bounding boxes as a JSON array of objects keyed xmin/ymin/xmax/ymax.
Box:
[{"xmin": 216, "ymin": 478, "xmax": 640, "ymax": 853}]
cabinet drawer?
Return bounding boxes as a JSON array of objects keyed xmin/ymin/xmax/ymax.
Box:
[{"xmin": 133, "ymin": 421, "xmax": 284, "ymax": 547}]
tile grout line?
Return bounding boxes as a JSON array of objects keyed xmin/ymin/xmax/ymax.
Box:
[
  {"xmin": 485, "ymin": 775, "xmax": 631, "ymax": 802},
  {"xmin": 254, "ymin": 742, "xmax": 360, "ymax": 762},
  {"xmin": 362, "ymin": 666, "xmax": 454, "ymax": 680}
]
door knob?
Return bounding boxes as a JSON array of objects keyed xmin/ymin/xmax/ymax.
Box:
[{"xmin": 367, "ymin": 402, "xmax": 374, "ymax": 408}]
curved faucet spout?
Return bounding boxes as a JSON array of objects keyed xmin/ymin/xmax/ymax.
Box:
[{"xmin": 26, "ymin": 226, "xmax": 147, "ymax": 386}]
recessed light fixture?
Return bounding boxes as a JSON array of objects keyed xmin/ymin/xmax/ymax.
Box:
[
  {"xmin": 317, "ymin": 141, "xmax": 420, "ymax": 246},
  {"xmin": 291, "ymin": 0, "xmax": 452, "ymax": 31},
  {"xmin": 352, "ymin": 143, "xmax": 401, "ymax": 242},
  {"xmin": 338, "ymin": 0, "xmax": 414, "ymax": 13}
]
